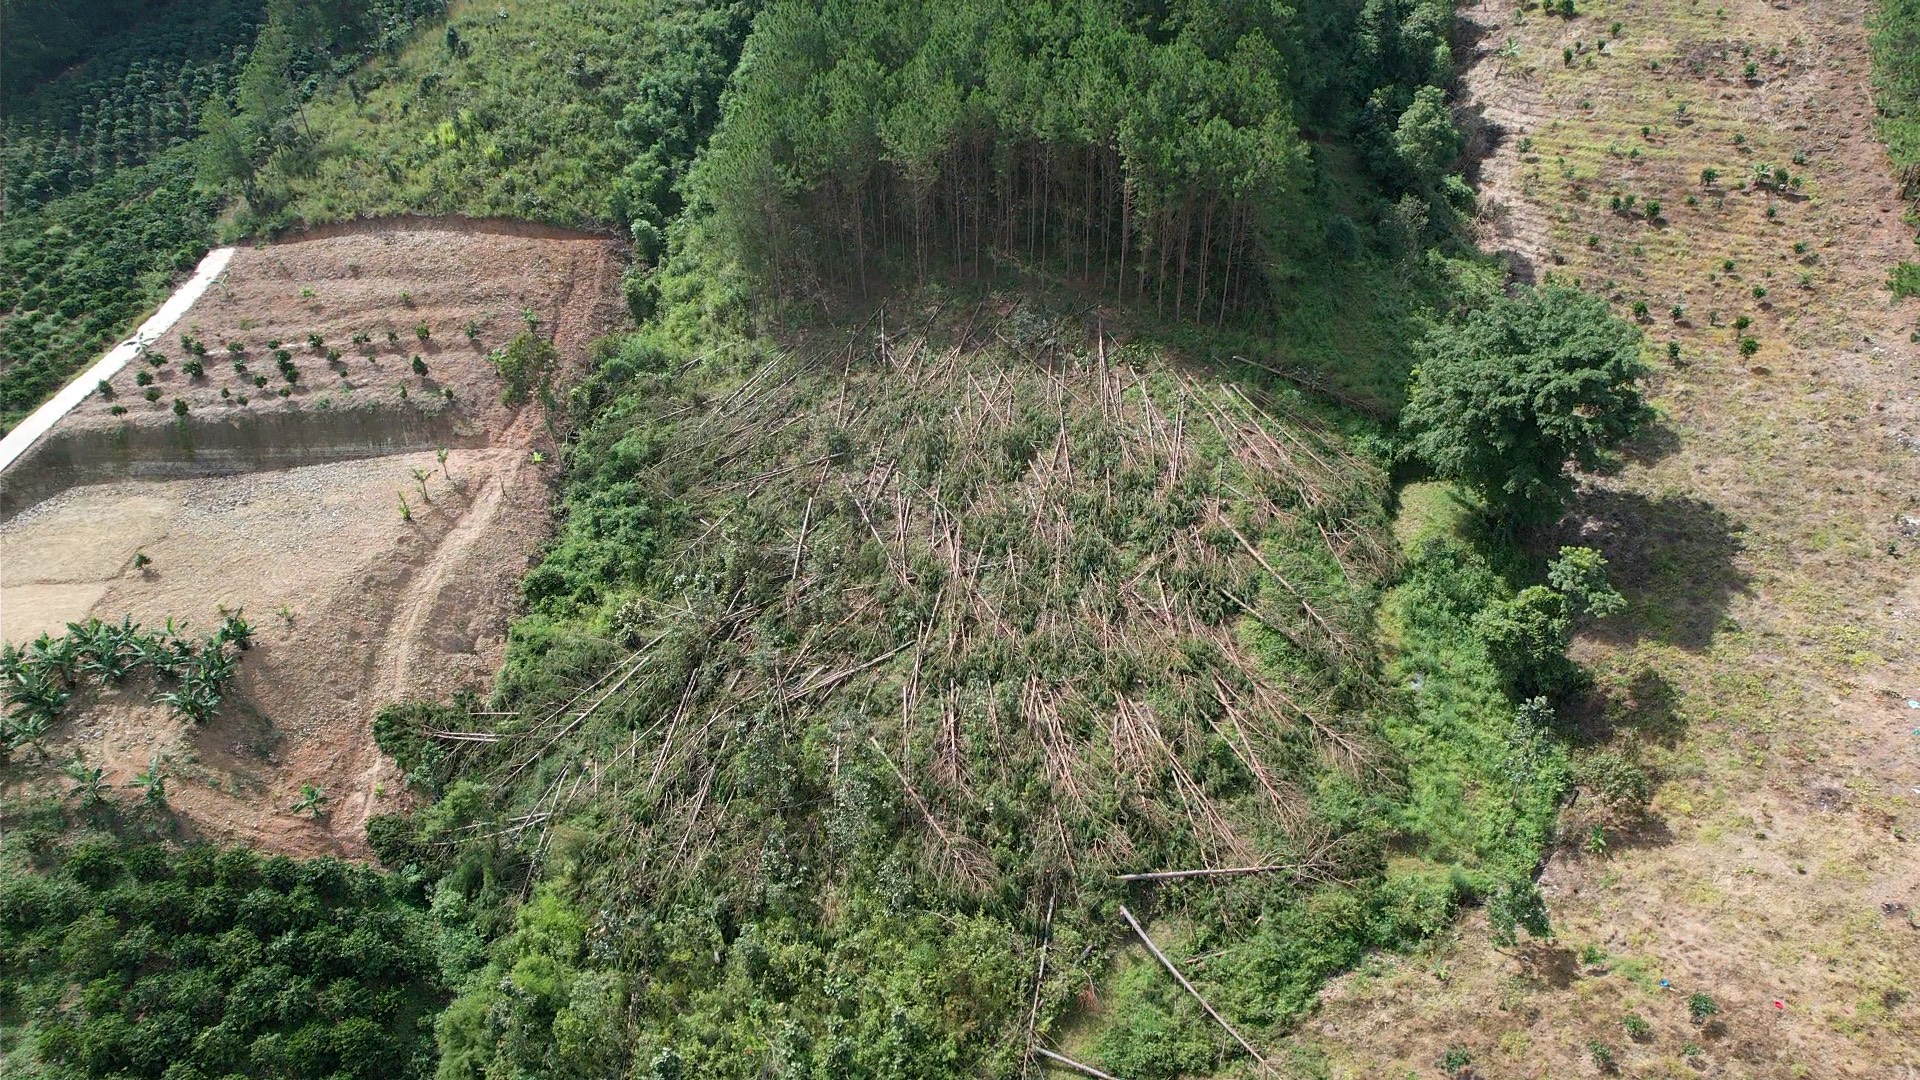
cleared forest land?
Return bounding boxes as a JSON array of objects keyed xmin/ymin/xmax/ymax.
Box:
[
  {"xmin": 1306, "ymin": 0, "xmax": 1920, "ymax": 1074},
  {"xmin": 0, "ymin": 222, "xmax": 624, "ymax": 857}
]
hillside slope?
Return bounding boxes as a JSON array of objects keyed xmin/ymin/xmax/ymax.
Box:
[{"xmin": 1307, "ymin": 0, "xmax": 1920, "ymax": 1074}]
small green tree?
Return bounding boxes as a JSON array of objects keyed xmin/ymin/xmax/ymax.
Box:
[
  {"xmin": 1476, "ymin": 585, "xmax": 1573, "ymax": 697},
  {"xmin": 1548, "ymin": 546, "xmax": 1625, "ymax": 617},
  {"xmin": 1486, "ymin": 873, "xmax": 1552, "ymax": 945},
  {"xmin": 1392, "ymin": 85, "xmax": 1463, "ymax": 191},
  {"xmin": 1404, "ymin": 285, "xmax": 1648, "ymax": 525}
]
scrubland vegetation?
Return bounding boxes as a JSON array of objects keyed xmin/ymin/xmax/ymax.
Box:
[{"xmin": 39, "ymin": 0, "xmax": 1920, "ymax": 1071}]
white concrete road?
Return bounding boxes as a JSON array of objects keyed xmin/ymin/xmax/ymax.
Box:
[{"xmin": 0, "ymin": 245, "xmax": 236, "ymax": 476}]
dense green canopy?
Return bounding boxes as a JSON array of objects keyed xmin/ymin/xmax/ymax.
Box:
[
  {"xmin": 692, "ymin": 0, "xmax": 1457, "ymax": 315},
  {"xmin": 1404, "ymin": 285, "xmax": 1649, "ymax": 521}
]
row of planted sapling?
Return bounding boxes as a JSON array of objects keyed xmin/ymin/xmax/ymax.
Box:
[
  {"xmin": 93, "ymin": 315, "xmax": 485, "ymax": 415},
  {"xmin": 0, "ymin": 611, "xmax": 253, "ymax": 763}
]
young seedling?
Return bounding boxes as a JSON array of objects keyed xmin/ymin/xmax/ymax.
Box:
[
  {"xmin": 412, "ymin": 355, "xmax": 428, "ymax": 376},
  {"xmin": 436, "ymin": 447, "xmax": 450, "ymax": 477},
  {"xmin": 414, "ymin": 322, "xmax": 431, "ymax": 342},
  {"xmin": 96, "ymin": 379, "xmax": 113, "ymax": 399},
  {"xmin": 64, "ymin": 755, "xmax": 108, "ymax": 806},
  {"xmin": 136, "ymin": 370, "xmax": 154, "ymax": 387},
  {"xmin": 173, "ymin": 398, "xmax": 188, "ymax": 417},
  {"xmin": 291, "ymin": 783, "xmax": 328, "ymax": 819},
  {"xmin": 144, "ymin": 387, "xmax": 162, "ymax": 402},
  {"xmin": 410, "ymin": 467, "xmax": 432, "ymax": 503},
  {"xmin": 128, "ymin": 754, "xmax": 168, "ymax": 809},
  {"xmin": 1687, "ymin": 993, "xmax": 1719, "ymax": 1024},
  {"xmin": 398, "ymin": 491, "xmax": 413, "ymax": 522}
]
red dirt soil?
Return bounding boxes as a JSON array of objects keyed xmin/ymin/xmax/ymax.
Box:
[{"xmin": 0, "ymin": 222, "xmax": 625, "ymax": 858}]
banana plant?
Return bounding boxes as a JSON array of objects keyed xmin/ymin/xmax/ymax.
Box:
[
  {"xmin": 5, "ymin": 664, "xmax": 69, "ymax": 725},
  {"xmin": 8, "ymin": 711, "xmax": 52, "ymax": 760},
  {"xmin": 192, "ymin": 644, "xmax": 238, "ymax": 688},
  {"xmin": 24, "ymin": 632, "xmax": 77, "ymax": 686},
  {"xmin": 64, "ymin": 755, "xmax": 108, "ymax": 806},
  {"xmin": 128, "ymin": 754, "xmax": 167, "ymax": 808},
  {"xmin": 215, "ymin": 612, "xmax": 253, "ymax": 652},
  {"xmin": 290, "ymin": 783, "xmax": 328, "ymax": 819},
  {"xmin": 156, "ymin": 679, "xmax": 220, "ymax": 724},
  {"xmin": 70, "ymin": 617, "xmax": 136, "ymax": 682}
]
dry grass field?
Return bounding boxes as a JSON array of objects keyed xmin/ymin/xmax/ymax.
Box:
[{"xmin": 1302, "ymin": 0, "xmax": 1920, "ymax": 1075}]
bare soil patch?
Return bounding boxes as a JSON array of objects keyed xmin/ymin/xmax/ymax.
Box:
[
  {"xmin": 0, "ymin": 223, "xmax": 624, "ymax": 857},
  {"xmin": 67, "ymin": 221, "xmax": 623, "ymax": 443}
]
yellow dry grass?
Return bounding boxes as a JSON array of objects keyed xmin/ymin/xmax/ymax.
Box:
[{"xmin": 1302, "ymin": 0, "xmax": 1920, "ymax": 1075}]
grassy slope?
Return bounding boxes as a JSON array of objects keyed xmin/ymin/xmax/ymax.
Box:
[
  {"xmin": 1305, "ymin": 0, "xmax": 1920, "ymax": 1074},
  {"xmin": 282, "ymin": 0, "xmax": 747, "ymax": 230}
]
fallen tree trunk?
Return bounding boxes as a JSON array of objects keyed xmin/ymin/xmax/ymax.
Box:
[{"xmin": 1117, "ymin": 905, "xmax": 1269, "ymax": 1073}]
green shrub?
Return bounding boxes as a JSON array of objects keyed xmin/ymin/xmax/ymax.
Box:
[{"xmin": 1890, "ymin": 262, "xmax": 1920, "ymax": 298}]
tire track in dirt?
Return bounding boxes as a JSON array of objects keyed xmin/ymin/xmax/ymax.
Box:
[{"xmin": 333, "ymin": 453, "xmax": 517, "ymax": 840}]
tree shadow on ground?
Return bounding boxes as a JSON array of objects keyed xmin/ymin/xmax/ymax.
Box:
[
  {"xmin": 1575, "ymin": 667, "xmax": 1687, "ymax": 747},
  {"xmin": 1555, "ymin": 488, "xmax": 1750, "ymax": 653},
  {"xmin": 1609, "ymin": 415, "xmax": 1683, "ymax": 470}
]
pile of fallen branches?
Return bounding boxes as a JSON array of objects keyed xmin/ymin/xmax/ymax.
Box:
[{"xmin": 424, "ymin": 305, "xmax": 1398, "ymax": 913}]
